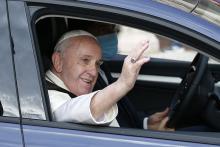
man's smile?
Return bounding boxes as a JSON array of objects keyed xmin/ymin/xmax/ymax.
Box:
[{"xmin": 80, "ymin": 77, "xmax": 93, "ymax": 86}]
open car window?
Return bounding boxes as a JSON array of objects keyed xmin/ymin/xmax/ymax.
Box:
[
  {"xmin": 35, "ymin": 15, "xmax": 220, "ymax": 126},
  {"xmin": 26, "ymin": 1, "xmax": 220, "ymax": 146}
]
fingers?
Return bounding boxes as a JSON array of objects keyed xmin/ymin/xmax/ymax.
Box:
[
  {"xmin": 148, "ymin": 108, "xmax": 169, "ymax": 124},
  {"xmin": 136, "ymin": 57, "xmax": 150, "ymax": 66},
  {"xmin": 155, "ymin": 108, "xmax": 169, "ymax": 119},
  {"xmin": 158, "ymin": 117, "xmax": 175, "ymax": 131},
  {"xmin": 135, "ymin": 40, "xmax": 149, "ymax": 60},
  {"xmin": 159, "ymin": 108, "xmax": 169, "ymax": 117},
  {"xmin": 119, "ymin": 40, "xmax": 150, "ymax": 90},
  {"xmin": 129, "ymin": 40, "xmax": 149, "ymax": 62},
  {"xmin": 166, "ymin": 128, "xmax": 175, "ymax": 131},
  {"xmin": 159, "ymin": 117, "xmax": 169, "ymax": 131},
  {"xmin": 159, "ymin": 117, "xmax": 169, "ymax": 129}
]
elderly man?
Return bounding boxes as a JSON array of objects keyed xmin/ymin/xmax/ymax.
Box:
[{"xmin": 46, "ymin": 30, "xmax": 172, "ymax": 130}]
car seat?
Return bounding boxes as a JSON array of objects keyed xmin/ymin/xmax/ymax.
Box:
[{"xmin": 36, "ymin": 17, "xmax": 68, "ymax": 71}]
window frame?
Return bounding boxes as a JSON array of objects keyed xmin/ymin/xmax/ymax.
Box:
[
  {"xmin": 0, "ymin": 0, "xmax": 24, "ymax": 146},
  {"xmin": 0, "ymin": 0, "xmax": 21, "ymax": 121},
  {"xmin": 27, "ymin": 0, "xmax": 220, "ymax": 145},
  {"xmin": 8, "ymin": 0, "xmax": 47, "ymax": 120}
]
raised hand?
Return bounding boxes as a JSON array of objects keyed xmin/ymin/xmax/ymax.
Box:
[
  {"xmin": 118, "ymin": 40, "xmax": 150, "ymax": 91},
  {"xmin": 91, "ymin": 40, "xmax": 150, "ymax": 120}
]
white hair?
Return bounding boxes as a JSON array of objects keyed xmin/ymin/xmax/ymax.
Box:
[{"xmin": 54, "ymin": 30, "xmax": 97, "ymax": 53}]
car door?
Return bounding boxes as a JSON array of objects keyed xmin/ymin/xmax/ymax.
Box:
[
  {"xmin": 0, "ymin": 0, "xmax": 23, "ymax": 146},
  {"xmin": 8, "ymin": 0, "xmax": 220, "ymax": 146}
]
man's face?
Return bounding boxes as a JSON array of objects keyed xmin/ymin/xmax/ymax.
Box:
[{"xmin": 59, "ymin": 36, "xmax": 102, "ymax": 96}]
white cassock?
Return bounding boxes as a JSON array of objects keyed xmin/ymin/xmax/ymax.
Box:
[{"xmin": 46, "ymin": 70, "xmax": 119, "ymax": 127}]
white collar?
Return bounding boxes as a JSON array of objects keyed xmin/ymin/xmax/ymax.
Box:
[{"xmin": 45, "ymin": 70, "xmax": 70, "ymax": 91}]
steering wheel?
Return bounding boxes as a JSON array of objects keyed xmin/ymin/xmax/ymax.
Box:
[{"xmin": 166, "ymin": 53, "xmax": 209, "ymax": 128}]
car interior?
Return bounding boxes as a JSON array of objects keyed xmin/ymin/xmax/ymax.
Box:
[{"xmin": 34, "ymin": 15, "xmax": 220, "ymax": 135}]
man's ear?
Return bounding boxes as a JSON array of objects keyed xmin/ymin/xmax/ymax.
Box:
[{"xmin": 52, "ymin": 52, "xmax": 63, "ymax": 73}]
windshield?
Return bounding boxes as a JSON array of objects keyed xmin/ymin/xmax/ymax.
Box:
[{"xmin": 155, "ymin": 0, "xmax": 220, "ymax": 27}]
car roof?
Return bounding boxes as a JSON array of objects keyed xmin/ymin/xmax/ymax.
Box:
[
  {"xmin": 155, "ymin": 0, "xmax": 220, "ymax": 27},
  {"xmin": 24, "ymin": 0, "xmax": 220, "ymax": 43}
]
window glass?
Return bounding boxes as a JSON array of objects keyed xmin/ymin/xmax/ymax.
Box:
[
  {"xmin": 9, "ymin": 1, "xmax": 46, "ymax": 120},
  {"xmin": 0, "ymin": 1, "xmax": 19, "ymax": 117}
]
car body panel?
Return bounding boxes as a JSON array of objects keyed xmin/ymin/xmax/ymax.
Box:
[
  {"xmin": 0, "ymin": 122, "xmax": 23, "ymax": 146},
  {"xmin": 155, "ymin": 0, "xmax": 220, "ymax": 28},
  {"xmin": 23, "ymin": 124, "xmax": 219, "ymax": 147},
  {"xmin": 0, "ymin": 0, "xmax": 220, "ymax": 146}
]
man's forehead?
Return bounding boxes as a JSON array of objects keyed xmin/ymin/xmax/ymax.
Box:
[
  {"xmin": 78, "ymin": 49, "xmax": 102, "ymax": 59},
  {"xmin": 67, "ymin": 36, "xmax": 99, "ymax": 50},
  {"xmin": 54, "ymin": 30, "xmax": 96, "ymax": 52},
  {"xmin": 72, "ymin": 39, "xmax": 102, "ymax": 58}
]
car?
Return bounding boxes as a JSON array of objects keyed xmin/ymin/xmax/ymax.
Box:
[{"xmin": 0, "ymin": 0, "xmax": 220, "ymax": 146}]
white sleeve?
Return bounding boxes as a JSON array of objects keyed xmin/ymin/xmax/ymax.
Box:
[
  {"xmin": 48, "ymin": 90, "xmax": 118, "ymax": 126},
  {"xmin": 143, "ymin": 117, "xmax": 148, "ymax": 129}
]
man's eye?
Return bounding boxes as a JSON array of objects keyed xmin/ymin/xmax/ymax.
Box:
[{"xmin": 82, "ymin": 58, "xmax": 90, "ymax": 64}]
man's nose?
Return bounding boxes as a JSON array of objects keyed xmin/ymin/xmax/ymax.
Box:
[{"xmin": 87, "ymin": 64, "xmax": 98, "ymax": 76}]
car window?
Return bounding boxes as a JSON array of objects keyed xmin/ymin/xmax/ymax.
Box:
[
  {"xmin": 28, "ymin": 1, "xmax": 220, "ymax": 146},
  {"xmin": 0, "ymin": 0, "xmax": 19, "ymax": 117},
  {"xmin": 8, "ymin": 1, "xmax": 46, "ymax": 120},
  {"xmin": 35, "ymin": 15, "xmax": 219, "ymax": 121}
]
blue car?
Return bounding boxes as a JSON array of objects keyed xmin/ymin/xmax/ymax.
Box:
[{"xmin": 0, "ymin": 0, "xmax": 220, "ymax": 146}]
